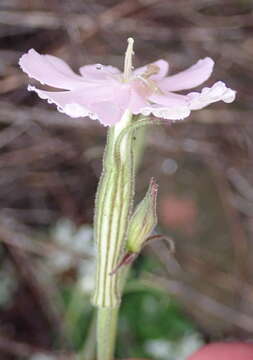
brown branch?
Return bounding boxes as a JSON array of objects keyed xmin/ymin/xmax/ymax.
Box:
[
  {"xmin": 144, "ymin": 274, "xmax": 253, "ymax": 333},
  {"xmin": 0, "ymin": 335, "xmax": 74, "ymax": 359}
]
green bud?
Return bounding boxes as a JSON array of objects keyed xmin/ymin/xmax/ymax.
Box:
[{"xmin": 127, "ymin": 178, "xmax": 158, "ymax": 253}]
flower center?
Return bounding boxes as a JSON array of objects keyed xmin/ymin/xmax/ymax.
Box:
[
  {"xmin": 141, "ymin": 64, "xmax": 160, "ymax": 79},
  {"xmin": 122, "ymin": 39, "xmax": 162, "ymax": 96},
  {"xmin": 136, "ymin": 64, "xmax": 161, "ymax": 94}
]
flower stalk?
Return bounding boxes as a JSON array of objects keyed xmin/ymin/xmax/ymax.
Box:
[
  {"xmin": 92, "ymin": 110, "xmax": 135, "ymax": 309},
  {"xmin": 96, "ymin": 308, "xmax": 119, "ymax": 360},
  {"xmin": 93, "ymin": 112, "xmax": 162, "ymax": 359},
  {"xmin": 92, "ymin": 110, "xmax": 137, "ymax": 360}
]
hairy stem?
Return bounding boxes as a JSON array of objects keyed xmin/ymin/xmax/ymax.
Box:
[
  {"xmin": 92, "ymin": 114, "xmax": 157, "ymax": 359},
  {"xmin": 92, "ymin": 111, "xmax": 136, "ymax": 360},
  {"xmin": 97, "ymin": 308, "xmax": 119, "ymax": 360},
  {"xmin": 92, "ymin": 111, "xmax": 134, "ymax": 308}
]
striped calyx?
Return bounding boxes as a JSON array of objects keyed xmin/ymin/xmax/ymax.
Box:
[{"xmin": 127, "ymin": 178, "xmax": 158, "ymax": 254}]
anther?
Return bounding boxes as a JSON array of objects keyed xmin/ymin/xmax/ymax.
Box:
[{"xmin": 142, "ymin": 64, "xmax": 160, "ymax": 79}]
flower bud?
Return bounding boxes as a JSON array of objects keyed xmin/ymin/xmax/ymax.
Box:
[{"xmin": 127, "ymin": 178, "xmax": 158, "ymax": 253}]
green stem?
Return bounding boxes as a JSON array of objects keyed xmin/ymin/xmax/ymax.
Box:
[
  {"xmin": 92, "ymin": 111, "xmax": 135, "ymax": 360},
  {"xmin": 78, "ymin": 310, "xmax": 97, "ymax": 360},
  {"xmin": 92, "ymin": 112, "xmax": 135, "ymax": 308},
  {"xmin": 97, "ymin": 308, "xmax": 119, "ymax": 360},
  {"xmin": 92, "ymin": 115, "xmax": 157, "ymax": 359}
]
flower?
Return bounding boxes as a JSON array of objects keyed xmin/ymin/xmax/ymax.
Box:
[{"xmin": 19, "ymin": 38, "xmax": 236, "ymax": 126}]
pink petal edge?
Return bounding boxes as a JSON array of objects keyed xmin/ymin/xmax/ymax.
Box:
[
  {"xmin": 159, "ymin": 57, "xmax": 214, "ymax": 92},
  {"xmin": 19, "ymin": 49, "xmax": 87, "ymax": 90}
]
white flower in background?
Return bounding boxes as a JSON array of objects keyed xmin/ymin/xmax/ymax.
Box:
[
  {"xmin": 174, "ymin": 333, "xmax": 203, "ymax": 359},
  {"xmin": 146, "ymin": 339, "xmax": 172, "ymax": 359},
  {"xmin": 145, "ymin": 333, "xmax": 203, "ymax": 360},
  {"xmin": 49, "ymin": 219, "xmax": 95, "ymax": 273},
  {"xmin": 78, "ymin": 259, "xmax": 96, "ymax": 293}
]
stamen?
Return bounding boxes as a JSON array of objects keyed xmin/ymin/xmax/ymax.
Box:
[
  {"xmin": 135, "ymin": 63, "xmax": 161, "ymax": 94},
  {"xmin": 136, "ymin": 76, "xmax": 160, "ymax": 94},
  {"xmin": 142, "ymin": 64, "xmax": 160, "ymax": 79},
  {"xmin": 123, "ymin": 37, "xmax": 134, "ymax": 82}
]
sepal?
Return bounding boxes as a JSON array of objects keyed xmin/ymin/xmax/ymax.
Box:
[{"xmin": 127, "ymin": 177, "xmax": 158, "ymax": 253}]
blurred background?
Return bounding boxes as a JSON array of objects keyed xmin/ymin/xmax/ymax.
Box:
[{"xmin": 0, "ymin": 0, "xmax": 253, "ymax": 359}]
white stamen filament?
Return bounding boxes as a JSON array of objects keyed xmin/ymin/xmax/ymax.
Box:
[{"xmin": 123, "ymin": 37, "xmax": 134, "ymax": 82}]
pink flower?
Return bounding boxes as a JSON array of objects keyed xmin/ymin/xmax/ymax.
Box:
[{"xmin": 19, "ymin": 38, "xmax": 235, "ymax": 126}]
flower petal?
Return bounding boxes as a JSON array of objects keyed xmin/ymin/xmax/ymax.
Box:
[
  {"xmin": 79, "ymin": 64, "xmax": 121, "ymax": 81},
  {"xmin": 138, "ymin": 92, "xmax": 190, "ymax": 120},
  {"xmin": 136, "ymin": 91, "xmax": 191, "ymax": 120},
  {"xmin": 159, "ymin": 57, "xmax": 214, "ymax": 92},
  {"xmin": 88, "ymin": 101, "xmax": 124, "ymax": 126},
  {"xmin": 27, "ymin": 85, "xmax": 96, "ymax": 118},
  {"xmin": 80, "ymin": 64, "xmax": 121, "ymax": 75},
  {"xmin": 134, "ymin": 59, "xmax": 169, "ymax": 80},
  {"xmin": 187, "ymin": 81, "xmax": 236, "ymax": 110},
  {"xmin": 27, "ymin": 82, "xmax": 131, "ymax": 126},
  {"xmin": 129, "ymin": 89, "xmax": 149, "ymax": 114},
  {"xmin": 128, "ymin": 80, "xmax": 150, "ymax": 114},
  {"xmin": 140, "ymin": 104, "xmax": 191, "ymax": 120},
  {"xmin": 87, "ymin": 84, "xmax": 131, "ymax": 125},
  {"xmin": 45, "ymin": 54, "xmax": 81, "ymax": 78},
  {"xmin": 19, "ymin": 49, "xmax": 86, "ymax": 90},
  {"xmin": 149, "ymin": 92, "xmax": 189, "ymax": 107}
]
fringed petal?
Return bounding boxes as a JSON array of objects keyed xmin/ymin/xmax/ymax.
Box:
[{"xmin": 187, "ymin": 81, "xmax": 236, "ymax": 110}]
